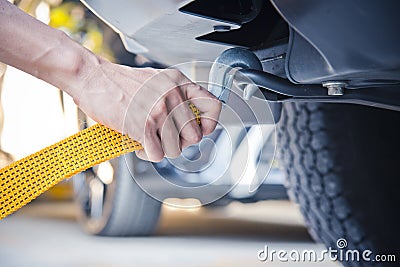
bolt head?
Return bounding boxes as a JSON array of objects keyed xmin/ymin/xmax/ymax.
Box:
[
  {"xmin": 322, "ymin": 81, "xmax": 346, "ymax": 96},
  {"xmin": 327, "ymin": 86, "xmax": 344, "ymax": 96}
]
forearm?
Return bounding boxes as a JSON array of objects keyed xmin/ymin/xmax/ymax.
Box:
[
  {"xmin": 0, "ymin": 0, "xmax": 99, "ymax": 97},
  {"xmin": 0, "ymin": 1, "xmax": 221, "ymax": 162}
]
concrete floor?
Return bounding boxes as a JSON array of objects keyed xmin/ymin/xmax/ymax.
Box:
[{"xmin": 0, "ymin": 201, "xmax": 339, "ymax": 267}]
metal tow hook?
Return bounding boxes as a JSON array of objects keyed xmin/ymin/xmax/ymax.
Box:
[{"xmin": 207, "ymin": 47, "xmax": 263, "ymax": 102}]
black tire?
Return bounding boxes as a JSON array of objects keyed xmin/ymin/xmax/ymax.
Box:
[
  {"xmin": 73, "ymin": 153, "xmax": 162, "ymax": 236},
  {"xmin": 278, "ymin": 102, "xmax": 400, "ymax": 266}
]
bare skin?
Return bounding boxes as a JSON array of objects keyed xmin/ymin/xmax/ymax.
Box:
[{"xmin": 0, "ymin": 0, "xmax": 221, "ymax": 162}]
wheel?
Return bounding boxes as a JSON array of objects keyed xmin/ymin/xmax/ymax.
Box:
[
  {"xmin": 73, "ymin": 153, "xmax": 162, "ymax": 236},
  {"xmin": 278, "ymin": 102, "xmax": 400, "ymax": 266}
]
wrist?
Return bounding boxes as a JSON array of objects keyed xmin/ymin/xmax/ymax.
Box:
[{"xmin": 39, "ymin": 31, "xmax": 102, "ymax": 99}]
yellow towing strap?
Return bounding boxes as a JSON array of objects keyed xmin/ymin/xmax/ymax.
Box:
[{"xmin": 0, "ymin": 103, "xmax": 201, "ymax": 220}]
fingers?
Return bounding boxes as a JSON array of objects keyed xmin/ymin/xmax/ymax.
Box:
[
  {"xmin": 135, "ymin": 117, "xmax": 164, "ymax": 162},
  {"xmin": 166, "ymin": 88, "xmax": 202, "ymax": 145},
  {"xmin": 159, "ymin": 115, "xmax": 181, "ymax": 158},
  {"xmin": 129, "ymin": 68, "xmax": 221, "ymax": 162},
  {"xmin": 136, "ymin": 102, "xmax": 198, "ymax": 161},
  {"xmin": 184, "ymin": 84, "xmax": 222, "ymax": 136},
  {"xmin": 135, "ymin": 149, "xmax": 149, "ymax": 161},
  {"xmin": 164, "ymin": 69, "xmax": 221, "ymax": 137}
]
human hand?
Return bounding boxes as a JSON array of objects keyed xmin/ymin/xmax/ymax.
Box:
[{"xmin": 71, "ymin": 59, "xmax": 221, "ymax": 162}]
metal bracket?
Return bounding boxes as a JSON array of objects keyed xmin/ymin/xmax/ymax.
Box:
[{"xmin": 238, "ymin": 69, "xmax": 400, "ymax": 112}]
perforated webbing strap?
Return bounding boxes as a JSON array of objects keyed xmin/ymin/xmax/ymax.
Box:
[{"xmin": 0, "ymin": 103, "xmax": 201, "ymax": 219}]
